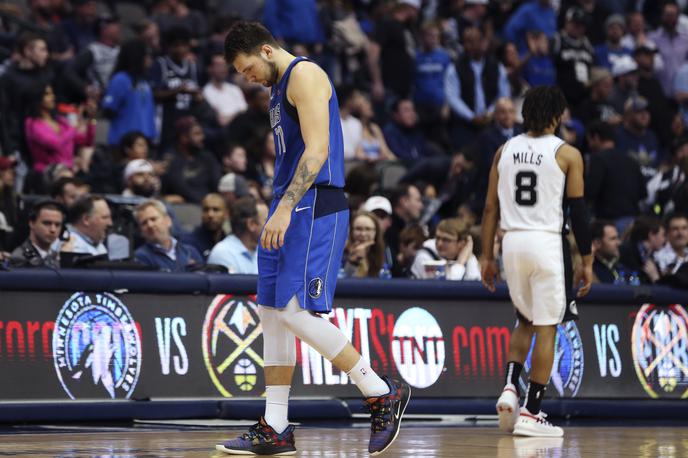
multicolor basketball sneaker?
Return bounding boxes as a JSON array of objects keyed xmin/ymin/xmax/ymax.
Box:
[
  {"xmin": 216, "ymin": 417, "xmax": 296, "ymax": 455},
  {"xmin": 365, "ymin": 376, "xmax": 411, "ymax": 456}
]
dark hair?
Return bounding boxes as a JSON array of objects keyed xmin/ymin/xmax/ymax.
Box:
[
  {"xmin": 389, "ymin": 183, "xmax": 415, "ymax": 209},
  {"xmin": 50, "ymin": 177, "xmax": 78, "ymax": 199},
  {"xmin": 164, "ymin": 25, "xmax": 192, "ymax": 49},
  {"xmin": 17, "ymin": 32, "xmax": 44, "ymax": 55},
  {"xmin": 664, "ymin": 212, "xmax": 688, "ymax": 230},
  {"xmin": 119, "ymin": 131, "xmax": 149, "ymax": 155},
  {"xmin": 224, "ymin": 21, "xmax": 279, "ymax": 63},
  {"xmin": 69, "ymin": 195, "xmax": 106, "ymax": 224},
  {"xmin": 29, "ymin": 200, "xmax": 65, "ymax": 222},
  {"xmin": 629, "ymin": 215, "xmax": 663, "ymax": 244},
  {"xmin": 399, "ymin": 223, "xmax": 426, "ymax": 248},
  {"xmin": 591, "ymin": 219, "xmax": 615, "ymax": 241},
  {"xmin": 25, "ymin": 83, "xmax": 51, "ymax": 118},
  {"xmin": 587, "ymin": 120, "xmax": 616, "ymax": 143},
  {"xmin": 336, "ymin": 84, "xmax": 358, "ymax": 106},
  {"xmin": 390, "ymin": 98, "xmax": 412, "ymax": 114},
  {"xmin": 230, "ymin": 196, "xmax": 259, "ymax": 236},
  {"xmin": 113, "ymin": 38, "xmax": 150, "ymax": 82},
  {"xmin": 522, "ymin": 85, "xmax": 567, "ymax": 135}
]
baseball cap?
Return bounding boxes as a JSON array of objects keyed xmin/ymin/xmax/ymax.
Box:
[
  {"xmin": 565, "ymin": 7, "xmax": 586, "ymax": 24},
  {"xmin": 605, "ymin": 14, "xmax": 625, "ymax": 29},
  {"xmin": 624, "ymin": 95, "xmax": 649, "ymax": 113},
  {"xmin": 588, "ymin": 67, "xmax": 612, "ymax": 86},
  {"xmin": 218, "ymin": 173, "xmax": 250, "ymax": 197},
  {"xmin": 397, "ymin": 0, "xmax": 421, "ymax": 9},
  {"xmin": 123, "ymin": 159, "xmax": 154, "ymax": 181},
  {"xmin": 363, "ymin": 195, "xmax": 392, "ymax": 216},
  {"xmin": 611, "ymin": 55, "xmax": 638, "ymax": 77},
  {"xmin": 0, "ymin": 156, "xmax": 17, "ymax": 171}
]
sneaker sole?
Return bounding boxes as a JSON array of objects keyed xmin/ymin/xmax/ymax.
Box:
[
  {"xmin": 370, "ymin": 385, "xmax": 412, "ymax": 456},
  {"xmin": 513, "ymin": 423, "xmax": 564, "ymax": 438},
  {"xmin": 215, "ymin": 444, "xmax": 297, "ymax": 456},
  {"xmin": 496, "ymin": 401, "xmax": 518, "ymax": 433}
]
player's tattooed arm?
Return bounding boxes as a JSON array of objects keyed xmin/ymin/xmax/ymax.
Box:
[{"xmin": 281, "ymin": 156, "xmax": 321, "ymax": 209}]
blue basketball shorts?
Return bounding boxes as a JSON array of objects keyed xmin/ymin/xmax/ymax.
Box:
[{"xmin": 257, "ymin": 186, "xmax": 349, "ymax": 313}]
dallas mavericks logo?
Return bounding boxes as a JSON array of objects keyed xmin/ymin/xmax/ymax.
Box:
[
  {"xmin": 521, "ymin": 321, "xmax": 584, "ymax": 397},
  {"xmin": 202, "ymin": 295, "xmax": 264, "ymax": 397},
  {"xmin": 308, "ymin": 278, "xmax": 324, "ymax": 299},
  {"xmin": 632, "ymin": 304, "xmax": 688, "ymax": 398},
  {"xmin": 53, "ymin": 292, "xmax": 142, "ymax": 399}
]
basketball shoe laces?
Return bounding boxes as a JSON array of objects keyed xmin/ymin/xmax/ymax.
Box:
[
  {"xmin": 531, "ymin": 411, "xmax": 552, "ymax": 426},
  {"xmin": 365, "ymin": 397, "xmax": 392, "ymax": 433},
  {"xmin": 241, "ymin": 422, "xmax": 272, "ymax": 444}
]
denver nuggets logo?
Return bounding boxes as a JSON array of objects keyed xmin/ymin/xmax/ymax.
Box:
[
  {"xmin": 520, "ymin": 321, "xmax": 584, "ymax": 397},
  {"xmin": 202, "ymin": 295, "xmax": 264, "ymax": 397},
  {"xmin": 632, "ymin": 304, "xmax": 688, "ymax": 398},
  {"xmin": 308, "ymin": 277, "xmax": 324, "ymax": 299},
  {"xmin": 52, "ymin": 292, "xmax": 142, "ymax": 399}
]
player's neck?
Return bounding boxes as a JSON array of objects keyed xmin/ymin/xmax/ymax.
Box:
[{"xmin": 274, "ymin": 49, "xmax": 298, "ymax": 83}]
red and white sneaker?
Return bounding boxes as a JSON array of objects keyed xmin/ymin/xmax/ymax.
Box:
[
  {"xmin": 513, "ymin": 408, "xmax": 563, "ymax": 437},
  {"xmin": 496, "ymin": 384, "xmax": 520, "ymax": 433}
]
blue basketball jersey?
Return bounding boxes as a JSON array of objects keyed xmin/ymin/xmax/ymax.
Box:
[{"xmin": 269, "ymin": 57, "xmax": 345, "ymax": 197}]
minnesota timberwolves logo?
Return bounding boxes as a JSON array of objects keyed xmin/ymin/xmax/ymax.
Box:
[
  {"xmin": 520, "ymin": 321, "xmax": 584, "ymax": 397},
  {"xmin": 308, "ymin": 277, "xmax": 324, "ymax": 299},
  {"xmin": 202, "ymin": 295, "xmax": 264, "ymax": 397},
  {"xmin": 52, "ymin": 292, "xmax": 142, "ymax": 399},
  {"xmin": 632, "ymin": 304, "xmax": 688, "ymax": 398}
]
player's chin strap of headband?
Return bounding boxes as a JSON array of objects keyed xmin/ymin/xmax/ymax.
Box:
[{"xmin": 569, "ymin": 197, "xmax": 592, "ymax": 256}]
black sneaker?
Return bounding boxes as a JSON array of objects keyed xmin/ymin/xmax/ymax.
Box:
[
  {"xmin": 215, "ymin": 417, "xmax": 296, "ymax": 455},
  {"xmin": 364, "ymin": 376, "xmax": 411, "ymax": 455}
]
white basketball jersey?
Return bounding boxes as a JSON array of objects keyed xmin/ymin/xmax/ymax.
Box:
[{"xmin": 498, "ymin": 133, "xmax": 566, "ymax": 233}]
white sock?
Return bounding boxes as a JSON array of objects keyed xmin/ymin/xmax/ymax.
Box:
[
  {"xmin": 347, "ymin": 357, "xmax": 389, "ymax": 398},
  {"xmin": 264, "ymin": 385, "xmax": 290, "ymax": 433}
]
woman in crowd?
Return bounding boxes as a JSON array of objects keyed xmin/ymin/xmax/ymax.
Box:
[
  {"xmin": 342, "ymin": 211, "xmax": 386, "ymax": 278},
  {"xmin": 354, "ymin": 94, "xmax": 395, "ymax": 163}
]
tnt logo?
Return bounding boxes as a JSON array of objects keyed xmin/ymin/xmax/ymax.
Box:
[{"xmin": 391, "ymin": 307, "xmax": 445, "ymax": 389}]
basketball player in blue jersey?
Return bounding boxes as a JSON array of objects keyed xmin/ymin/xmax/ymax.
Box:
[{"xmin": 217, "ymin": 22, "xmax": 411, "ymax": 456}]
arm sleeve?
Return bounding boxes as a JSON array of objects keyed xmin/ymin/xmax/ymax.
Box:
[
  {"xmin": 569, "ymin": 197, "xmax": 592, "ymax": 256},
  {"xmin": 101, "ymin": 74, "xmax": 129, "ymax": 114}
]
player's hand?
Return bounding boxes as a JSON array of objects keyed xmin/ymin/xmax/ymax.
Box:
[
  {"xmin": 480, "ymin": 257, "xmax": 498, "ymax": 293},
  {"xmin": 261, "ymin": 207, "xmax": 291, "ymax": 251},
  {"xmin": 576, "ymin": 264, "xmax": 593, "ymax": 297}
]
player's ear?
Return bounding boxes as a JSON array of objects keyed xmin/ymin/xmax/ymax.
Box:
[{"xmin": 261, "ymin": 44, "xmax": 273, "ymax": 60}]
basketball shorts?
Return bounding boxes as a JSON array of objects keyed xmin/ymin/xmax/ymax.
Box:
[
  {"xmin": 257, "ymin": 186, "xmax": 349, "ymax": 313},
  {"xmin": 502, "ymin": 230, "xmax": 578, "ymax": 326}
]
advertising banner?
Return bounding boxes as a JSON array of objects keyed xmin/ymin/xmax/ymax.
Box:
[{"xmin": 0, "ymin": 291, "xmax": 686, "ymax": 400}]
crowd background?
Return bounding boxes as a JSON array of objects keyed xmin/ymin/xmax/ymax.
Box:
[{"xmin": 0, "ymin": 0, "xmax": 688, "ymax": 288}]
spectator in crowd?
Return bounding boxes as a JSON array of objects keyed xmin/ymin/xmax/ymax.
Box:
[
  {"xmin": 610, "ymin": 55, "xmax": 639, "ymax": 114},
  {"xmin": 383, "ymin": 98, "xmax": 434, "ymax": 162},
  {"xmin": 152, "ymin": 0, "xmax": 208, "ymax": 43},
  {"xmin": 520, "ymin": 29, "xmax": 556, "ymax": 88},
  {"xmin": 338, "ymin": 85, "xmax": 363, "ymax": 161},
  {"xmin": 621, "ymin": 10, "xmax": 655, "ymax": 50},
  {"xmin": 0, "ymin": 156, "xmax": 18, "ymax": 238},
  {"xmin": 559, "ymin": 0, "xmax": 611, "ymax": 45},
  {"xmin": 410, "ymin": 217, "xmax": 480, "ymax": 280},
  {"xmin": 119, "ymin": 131, "xmax": 168, "ymax": 178},
  {"xmin": 133, "ymin": 19, "xmax": 162, "ymax": 55},
  {"xmin": 362, "ymin": 195, "xmax": 394, "ymax": 237},
  {"xmin": 122, "ymin": 159, "xmax": 158, "ymax": 198},
  {"xmin": 226, "ymin": 87, "xmax": 270, "ymax": 157},
  {"xmin": 646, "ymin": 136, "xmax": 688, "ymax": 215},
  {"xmin": 25, "ymin": 0, "xmax": 72, "ymax": 60},
  {"xmin": 591, "ymin": 219, "xmax": 624, "ymax": 283},
  {"xmin": 0, "ymin": 33, "xmax": 53, "ymax": 155},
  {"xmin": 616, "ymin": 95, "xmax": 662, "ymax": 176},
  {"xmin": 134, "ymin": 199, "xmax": 204, "ymax": 272},
  {"xmin": 649, "ymin": 1, "xmax": 688, "ymax": 96},
  {"xmin": 183, "ymin": 192, "xmax": 228, "ymax": 259},
  {"xmin": 202, "ymin": 53, "xmax": 247, "ymax": 129},
  {"xmin": 594, "ymin": 14, "xmax": 632, "ymax": 70},
  {"xmin": 221, "ymin": 143, "xmax": 248, "ymax": 175},
  {"xmin": 9, "ymin": 200, "xmax": 64, "ymax": 268},
  {"xmin": 620, "ymin": 215, "xmax": 665, "ymax": 284},
  {"xmin": 553, "ymin": 7, "xmax": 594, "ymax": 105},
  {"xmin": 575, "ymin": 67, "xmax": 621, "ymax": 125},
  {"xmin": 102, "ymin": 39, "xmax": 156, "ymax": 146},
  {"xmin": 586, "ymin": 121, "xmax": 646, "ymax": 233},
  {"xmin": 414, "ymin": 21, "xmax": 451, "ymax": 147},
  {"xmin": 504, "ymin": 0, "xmax": 557, "ymax": 56},
  {"xmin": 342, "ymin": 211, "xmax": 386, "ymax": 278},
  {"xmin": 217, "ymin": 172, "xmax": 251, "ymax": 210},
  {"xmin": 207, "ymin": 196, "xmax": 267, "ymax": 274},
  {"xmin": 386, "ymin": 183, "xmax": 423, "ymax": 274},
  {"xmin": 151, "ymin": 25, "xmax": 201, "ymax": 149},
  {"xmin": 634, "ymin": 43, "xmax": 673, "ymax": 146},
  {"xmin": 59, "ymin": 0, "xmax": 99, "ymax": 53},
  {"xmin": 354, "ymin": 93, "xmax": 395, "ymax": 163},
  {"xmin": 66, "ymin": 195, "xmax": 112, "ymax": 256},
  {"xmin": 396, "ymin": 223, "xmax": 427, "ymax": 278},
  {"xmin": 654, "ymin": 212, "xmax": 688, "ymax": 277},
  {"xmin": 162, "ymin": 116, "xmax": 221, "ymax": 203},
  {"xmin": 444, "ymin": 25, "xmax": 510, "ymax": 148},
  {"xmin": 62, "ymin": 15, "xmax": 121, "ymax": 102},
  {"xmin": 262, "ymin": 0, "xmax": 324, "ymax": 47},
  {"xmin": 24, "ymin": 84, "xmax": 96, "ymax": 173},
  {"xmin": 251, "ymin": 131, "xmax": 276, "ymax": 200},
  {"xmin": 51, "ymin": 176, "xmax": 87, "ymax": 209},
  {"xmin": 368, "ymin": 0, "xmax": 420, "ymax": 105}
]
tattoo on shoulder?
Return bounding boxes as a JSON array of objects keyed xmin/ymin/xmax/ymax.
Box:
[{"xmin": 283, "ymin": 157, "xmax": 320, "ymax": 207}]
